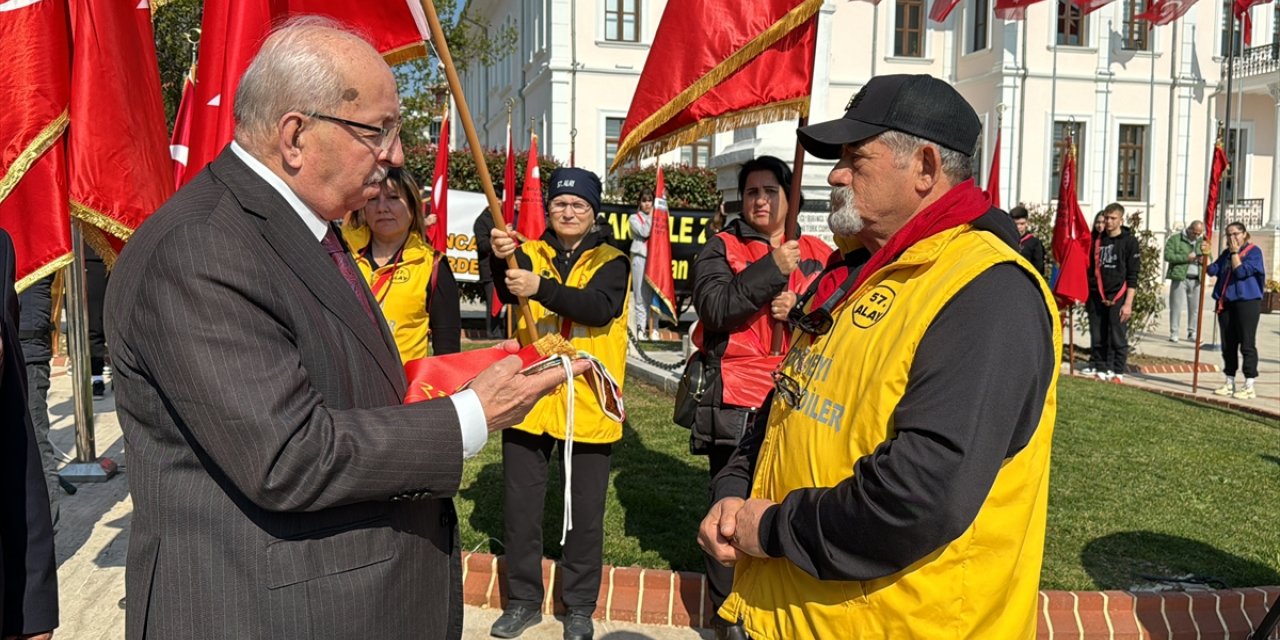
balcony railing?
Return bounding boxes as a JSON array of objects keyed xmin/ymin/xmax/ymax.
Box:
[
  {"xmin": 1222, "ymin": 198, "xmax": 1265, "ymax": 228},
  {"xmin": 1228, "ymin": 44, "xmax": 1280, "ymax": 80}
]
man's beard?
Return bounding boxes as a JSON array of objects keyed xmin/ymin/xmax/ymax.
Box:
[{"xmin": 828, "ymin": 185, "xmax": 863, "ymax": 236}]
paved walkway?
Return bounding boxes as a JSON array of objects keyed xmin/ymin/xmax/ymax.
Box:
[{"xmin": 44, "ymin": 364, "xmax": 707, "ymax": 639}]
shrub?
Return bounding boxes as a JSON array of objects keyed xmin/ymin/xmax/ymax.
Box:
[{"xmin": 605, "ymin": 164, "xmax": 719, "ymax": 210}]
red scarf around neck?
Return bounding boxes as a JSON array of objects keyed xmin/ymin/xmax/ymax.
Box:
[{"xmin": 851, "ymin": 179, "xmax": 991, "ymax": 292}]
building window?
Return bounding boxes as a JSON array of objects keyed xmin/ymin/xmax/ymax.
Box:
[
  {"xmin": 1223, "ymin": 128, "xmax": 1247, "ymax": 202},
  {"xmin": 1116, "ymin": 124, "xmax": 1146, "ymax": 201},
  {"xmin": 969, "ymin": 0, "xmax": 989, "ymax": 52},
  {"xmin": 733, "ymin": 126, "xmax": 756, "ymax": 143},
  {"xmin": 1056, "ymin": 0, "xmax": 1088, "ymax": 46},
  {"xmin": 680, "ymin": 137, "xmax": 713, "ymax": 168},
  {"xmin": 1122, "ymin": 0, "xmax": 1150, "ymax": 50},
  {"xmin": 604, "ymin": 0, "xmax": 640, "ymax": 42},
  {"xmin": 605, "ymin": 117, "xmax": 624, "ymax": 175},
  {"xmin": 1220, "ymin": 1, "xmax": 1244, "ymax": 56},
  {"xmin": 895, "ymin": 0, "xmax": 926, "ymax": 57},
  {"xmin": 1051, "ymin": 122, "xmax": 1086, "ymax": 199}
]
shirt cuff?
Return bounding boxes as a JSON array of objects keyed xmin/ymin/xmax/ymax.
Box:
[{"xmin": 450, "ymin": 389, "xmax": 489, "ymax": 459}]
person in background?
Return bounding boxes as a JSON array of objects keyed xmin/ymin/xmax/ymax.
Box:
[
  {"xmin": 2, "ymin": 229, "xmax": 59, "ymax": 640},
  {"xmin": 629, "ymin": 188, "xmax": 655, "ymax": 339},
  {"xmin": 688, "ymin": 155, "xmax": 828, "ymax": 640},
  {"xmin": 1082, "ymin": 203, "xmax": 1139, "ymax": 383},
  {"xmin": 343, "ymin": 167, "xmax": 461, "ymax": 358},
  {"xmin": 1009, "ymin": 205, "xmax": 1046, "ymax": 277},
  {"xmin": 474, "ymin": 190, "xmax": 506, "ymax": 339},
  {"xmin": 85, "ymin": 245, "xmax": 109, "ymax": 397},
  {"xmin": 1207, "ymin": 222, "xmax": 1266, "ymax": 399},
  {"xmin": 487, "ymin": 167, "xmax": 630, "ymax": 640},
  {"xmin": 1163, "ymin": 220, "xmax": 1207, "ymax": 343},
  {"xmin": 18, "ymin": 274, "xmax": 62, "ymax": 527}
]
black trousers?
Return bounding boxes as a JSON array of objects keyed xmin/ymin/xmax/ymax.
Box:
[
  {"xmin": 24, "ymin": 361, "xmax": 59, "ymax": 526},
  {"xmin": 501, "ymin": 429, "xmax": 612, "ymax": 613},
  {"xmin": 1086, "ymin": 296, "xmax": 1129, "ymax": 374},
  {"xmin": 1218, "ymin": 298, "xmax": 1261, "ymax": 378},
  {"xmin": 704, "ymin": 444, "xmax": 737, "ymax": 612},
  {"xmin": 86, "ymin": 255, "xmax": 109, "ymax": 375},
  {"xmin": 483, "ymin": 282, "xmax": 506, "ymax": 339}
]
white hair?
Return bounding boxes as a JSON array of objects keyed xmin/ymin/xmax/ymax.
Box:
[
  {"xmin": 233, "ymin": 16, "xmax": 374, "ymax": 146},
  {"xmin": 876, "ymin": 130, "xmax": 973, "ymax": 185}
]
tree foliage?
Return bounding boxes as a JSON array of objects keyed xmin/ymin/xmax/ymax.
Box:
[
  {"xmin": 402, "ymin": 145, "xmax": 562, "ymax": 196},
  {"xmin": 152, "ymin": 0, "xmax": 203, "ymax": 129},
  {"xmin": 606, "ymin": 165, "xmax": 720, "ymax": 210}
]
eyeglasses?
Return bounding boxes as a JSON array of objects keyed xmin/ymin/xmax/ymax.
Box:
[
  {"xmin": 307, "ymin": 112, "xmax": 402, "ymax": 153},
  {"xmin": 790, "ymin": 307, "xmax": 834, "ymax": 336},
  {"xmin": 773, "ymin": 345, "xmax": 810, "ymax": 408},
  {"xmin": 549, "ymin": 200, "xmax": 592, "ymax": 214}
]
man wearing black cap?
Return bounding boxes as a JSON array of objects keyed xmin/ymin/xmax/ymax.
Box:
[
  {"xmin": 698, "ymin": 74, "xmax": 1060, "ymax": 639},
  {"xmin": 487, "ymin": 167, "xmax": 630, "ymax": 640}
]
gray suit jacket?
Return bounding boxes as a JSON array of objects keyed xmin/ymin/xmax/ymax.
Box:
[{"xmin": 106, "ymin": 148, "xmax": 466, "ymax": 640}]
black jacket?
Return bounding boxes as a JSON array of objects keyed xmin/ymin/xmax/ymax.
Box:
[
  {"xmin": 1018, "ymin": 233, "xmax": 1046, "ymax": 278},
  {"xmin": 492, "ymin": 229, "xmax": 629, "ymax": 328},
  {"xmin": 473, "ymin": 209, "xmax": 496, "ymax": 284},
  {"xmin": 1088, "ymin": 226, "xmax": 1141, "ymax": 299}
]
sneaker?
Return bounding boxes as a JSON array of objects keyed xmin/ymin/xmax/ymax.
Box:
[
  {"xmin": 1233, "ymin": 387, "xmax": 1256, "ymax": 400},
  {"xmin": 1169, "ymin": 335, "xmax": 1180, "ymax": 343},
  {"xmin": 649, "ymin": 329, "xmax": 661, "ymax": 341},
  {"xmin": 1096, "ymin": 370, "xmax": 1114, "ymax": 381},
  {"xmin": 562, "ymin": 611, "xmax": 594, "ymax": 640},
  {"xmin": 1213, "ymin": 383, "xmax": 1235, "ymax": 396},
  {"xmin": 490, "ymin": 606, "xmax": 541, "ymax": 639},
  {"xmin": 1079, "ymin": 366, "xmax": 1097, "ymax": 376}
]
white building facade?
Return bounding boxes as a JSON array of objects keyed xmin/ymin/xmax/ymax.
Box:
[{"xmin": 459, "ymin": 0, "xmax": 1280, "ymax": 268}]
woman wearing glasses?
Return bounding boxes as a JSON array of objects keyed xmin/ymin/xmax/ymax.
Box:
[
  {"xmin": 486, "ymin": 167, "xmax": 630, "ymax": 640},
  {"xmin": 688, "ymin": 155, "xmax": 829, "ymax": 639},
  {"xmin": 1207, "ymin": 222, "xmax": 1266, "ymax": 399},
  {"xmin": 342, "ymin": 167, "xmax": 461, "ymax": 359}
]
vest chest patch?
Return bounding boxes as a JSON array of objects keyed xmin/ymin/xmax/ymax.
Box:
[
  {"xmin": 392, "ymin": 270, "xmax": 411, "ymax": 284},
  {"xmin": 852, "ymin": 284, "xmax": 896, "ymax": 329}
]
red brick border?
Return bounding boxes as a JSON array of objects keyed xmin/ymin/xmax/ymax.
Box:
[
  {"xmin": 1128, "ymin": 362, "xmax": 1220, "ymax": 374},
  {"xmin": 460, "ymin": 551, "xmax": 1280, "ymax": 638}
]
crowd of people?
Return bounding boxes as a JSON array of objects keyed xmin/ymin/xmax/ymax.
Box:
[{"xmin": 0, "ymin": 16, "xmax": 1271, "ymax": 640}]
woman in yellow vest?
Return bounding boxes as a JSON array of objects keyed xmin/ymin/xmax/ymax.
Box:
[
  {"xmin": 689, "ymin": 155, "xmax": 829, "ymax": 640},
  {"xmin": 342, "ymin": 168, "xmax": 460, "ymax": 360},
  {"xmin": 486, "ymin": 167, "xmax": 629, "ymax": 640}
]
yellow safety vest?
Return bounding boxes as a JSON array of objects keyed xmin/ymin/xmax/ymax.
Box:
[
  {"xmin": 514, "ymin": 239, "xmax": 630, "ymax": 443},
  {"xmin": 721, "ymin": 225, "xmax": 1061, "ymax": 639},
  {"xmin": 342, "ymin": 225, "xmax": 438, "ymax": 363}
]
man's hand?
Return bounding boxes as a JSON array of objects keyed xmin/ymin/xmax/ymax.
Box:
[
  {"xmin": 3, "ymin": 632, "xmax": 54, "ymax": 640},
  {"xmin": 491, "ymin": 227, "xmax": 518, "ymax": 260},
  {"xmin": 504, "ymin": 268, "xmax": 541, "ymax": 298},
  {"xmin": 729, "ymin": 498, "xmax": 776, "ymax": 559},
  {"xmin": 698, "ymin": 498, "xmax": 745, "ymax": 567},
  {"xmin": 770, "ymin": 292, "xmax": 797, "ymax": 321},
  {"xmin": 1119, "ymin": 303, "xmax": 1133, "ymax": 322},
  {"xmin": 468, "ymin": 354, "xmax": 589, "ymax": 432},
  {"xmin": 771, "ymin": 240, "xmax": 801, "ymax": 275}
]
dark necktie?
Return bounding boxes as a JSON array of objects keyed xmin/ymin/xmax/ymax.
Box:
[{"xmin": 321, "ymin": 227, "xmax": 379, "ymax": 327}]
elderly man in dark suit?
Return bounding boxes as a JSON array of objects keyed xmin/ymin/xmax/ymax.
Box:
[
  {"xmin": 1, "ymin": 229, "xmax": 59, "ymax": 640},
  {"xmin": 105, "ymin": 19, "xmax": 584, "ymax": 640}
]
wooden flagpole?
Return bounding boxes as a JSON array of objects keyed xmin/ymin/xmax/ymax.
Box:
[
  {"xmin": 770, "ymin": 115, "xmax": 808, "ymax": 356},
  {"xmin": 1191, "ymin": 123, "xmax": 1226, "ymax": 392},
  {"xmin": 419, "ymin": 0, "xmax": 538, "ymax": 344}
]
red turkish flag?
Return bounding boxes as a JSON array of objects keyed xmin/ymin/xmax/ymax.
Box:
[
  {"xmin": 644, "ymin": 166, "xmax": 677, "ymax": 324},
  {"xmin": 0, "ymin": 0, "xmax": 73, "ymax": 289},
  {"xmin": 181, "ymin": 0, "xmax": 431, "ymax": 187},
  {"xmin": 994, "ymin": 0, "xmax": 1047, "ymax": 19},
  {"xmin": 1133, "ymin": 0, "xmax": 1198, "ymax": 25},
  {"xmin": 170, "ymin": 67, "xmax": 196, "ymax": 191},
  {"xmin": 1068, "ymin": 0, "xmax": 1118, "ymax": 14},
  {"xmin": 502, "ymin": 121, "xmax": 516, "ymax": 232},
  {"xmin": 427, "ymin": 104, "xmax": 449, "ymax": 252},
  {"xmin": 929, "ymin": 0, "xmax": 964, "ymax": 22},
  {"xmin": 67, "ymin": 0, "xmax": 174, "ymax": 264},
  {"xmin": 614, "ymin": 0, "xmax": 821, "ymax": 169},
  {"xmin": 985, "ymin": 127, "xmax": 1001, "ymax": 208},
  {"xmin": 517, "ymin": 134, "xmax": 546, "ymax": 242},
  {"xmin": 1051, "ymin": 137, "xmax": 1090, "ymax": 306},
  {"xmin": 1233, "ymin": 0, "xmax": 1266, "ymax": 46},
  {"xmin": 1203, "ymin": 140, "xmax": 1229, "ymax": 242}
]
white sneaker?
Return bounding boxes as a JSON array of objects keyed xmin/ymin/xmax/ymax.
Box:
[
  {"xmin": 1096, "ymin": 370, "xmax": 1114, "ymax": 381},
  {"xmin": 1213, "ymin": 383, "xmax": 1235, "ymax": 396},
  {"xmin": 650, "ymin": 329, "xmax": 661, "ymax": 341},
  {"xmin": 1233, "ymin": 387, "xmax": 1256, "ymax": 400},
  {"xmin": 1079, "ymin": 366, "xmax": 1097, "ymax": 376},
  {"xmin": 1168, "ymin": 335, "xmax": 1180, "ymax": 343}
]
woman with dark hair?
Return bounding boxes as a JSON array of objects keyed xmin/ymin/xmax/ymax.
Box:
[
  {"xmin": 1207, "ymin": 221, "xmax": 1266, "ymax": 399},
  {"xmin": 687, "ymin": 155, "xmax": 830, "ymax": 640},
  {"xmin": 629, "ymin": 187, "xmax": 657, "ymax": 338},
  {"xmin": 342, "ymin": 167, "xmax": 461, "ymax": 359}
]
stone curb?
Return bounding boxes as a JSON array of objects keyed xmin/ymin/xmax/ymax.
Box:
[
  {"xmin": 460, "ymin": 550, "xmax": 1280, "ymax": 637},
  {"xmin": 1065, "ymin": 371, "xmax": 1280, "ymax": 420}
]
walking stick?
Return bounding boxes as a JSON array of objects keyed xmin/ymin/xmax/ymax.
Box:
[
  {"xmin": 1191, "ymin": 256, "xmax": 1209, "ymax": 392},
  {"xmin": 770, "ymin": 116, "xmax": 808, "ymax": 356},
  {"xmin": 419, "ymin": 0, "xmax": 539, "ymax": 345}
]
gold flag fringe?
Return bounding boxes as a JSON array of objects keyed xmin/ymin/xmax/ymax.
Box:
[
  {"xmin": 75, "ymin": 221, "xmax": 121, "ymax": 270},
  {"xmin": 0, "ymin": 111, "xmax": 69, "ymax": 209},
  {"xmin": 621, "ymin": 98, "xmax": 810, "ymax": 167},
  {"xmin": 644, "ymin": 274, "xmax": 679, "ymax": 324},
  {"xmin": 16, "ymin": 253, "xmax": 73, "ymax": 295},
  {"xmin": 383, "ymin": 42, "xmax": 429, "ymax": 67},
  {"xmin": 611, "ymin": 0, "xmax": 822, "ymax": 171}
]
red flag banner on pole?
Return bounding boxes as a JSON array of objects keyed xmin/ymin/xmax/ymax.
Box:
[
  {"xmin": 1232, "ymin": 0, "xmax": 1265, "ymax": 46},
  {"xmin": 928, "ymin": 0, "xmax": 964, "ymax": 22},
  {"xmin": 1050, "ymin": 136, "xmax": 1091, "ymax": 305},
  {"xmin": 645, "ymin": 166, "xmax": 677, "ymax": 324},
  {"xmin": 994, "ymin": 0, "xmax": 1047, "ymax": 19},
  {"xmin": 1203, "ymin": 138, "xmax": 1229, "ymax": 243},
  {"xmin": 517, "ymin": 133, "xmax": 546, "ymax": 242},
  {"xmin": 68, "ymin": 0, "xmax": 175, "ymax": 265},
  {"xmin": 502, "ymin": 119, "xmax": 516, "ymax": 232},
  {"xmin": 1134, "ymin": 0, "xmax": 1198, "ymax": 25},
  {"xmin": 1067, "ymin": 0, "xmax": 1119, "ymax": 15},
  {"xmin": 0, "ymin": 0, "xmax": 73, "ymax": 290},
  {"xmin": 181, "ymin": 0, "xmax": 431, "ymax": 187},
  {"xmin": 428, "ymin": 103, "xmax": 449, "ymax": 252},
  {"xmin": 612, "ymin": 0, "xmax": 822, "ymax": 169},
  {"xmin": 171, "ymin": 66, "xmax": 196, "ymax": 191},
  {"xmin": 985, "ymin": 126, "xmax": 1001, "ymax": 208}
]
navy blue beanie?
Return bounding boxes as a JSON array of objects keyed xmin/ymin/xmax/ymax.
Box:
[{"xmin": 547, "ymin": 167, "xmax": 603, "ymax": 214}]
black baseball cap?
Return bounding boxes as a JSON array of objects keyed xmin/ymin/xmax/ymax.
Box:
[{"xmin": 797, "ymin": 74, "xmax": 981, "ymax": 160}]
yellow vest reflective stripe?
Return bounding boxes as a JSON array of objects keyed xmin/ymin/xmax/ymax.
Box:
[
  {"xmin": 722, "ymin": 225, "xmax": 1061, "ymax": 640},
  {"xmin": 514, "ymin": 239, "xmax": 630, "ymax": 443},
  {"xmin": 342, "ymin": 225, "xmax": 437, "ymax": 363}
]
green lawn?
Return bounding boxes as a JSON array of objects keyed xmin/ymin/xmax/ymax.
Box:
[{"xmin": 457, "ymin": 374, "xmax": 1280, "ymax": 590}]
